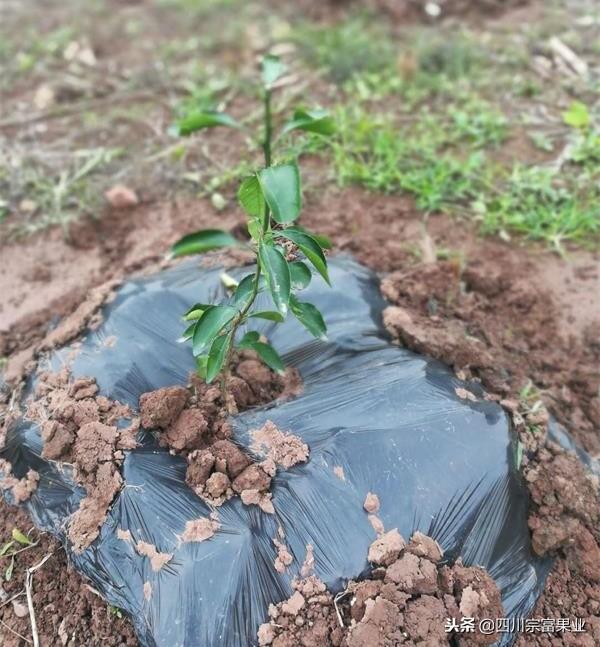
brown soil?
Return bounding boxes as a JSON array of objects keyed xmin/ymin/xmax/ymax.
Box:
[
  {"xmin": 287, "ymin": 0, "xmax": 528, "ymax": 23},
  {"xmin": 516, "ymin": 443, "xmax": 600, "ymax": 647},
  {"xmin": 0, "ymin": 500, "xmax": 137, "ymax": 647},
  {"xmin": 136, "ymin": 355, "xmax": 305, "ymax": 514},
  {"xmin": 0, "ymin": 198, "xmax": 243, "ymax": 360},
  {"xmin": 21, "ymin": 369, "xmax": 139, "ymax": 553},
  {"xmin": 250, "ymin": 420, "xmax": 310, "ymax": 470},
  {"xmin": 258, "ymin": 531, "xmax": 504, "ymax": 647}
]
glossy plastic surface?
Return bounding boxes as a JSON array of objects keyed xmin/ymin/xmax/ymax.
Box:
[{"xmin": 2, "ymin": 257, "xmax": 551, "ymax": 647}]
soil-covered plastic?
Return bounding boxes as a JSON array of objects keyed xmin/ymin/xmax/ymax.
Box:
[{"xmin": 1, "ymin": 257, "xmax": 552, "ymax": 647}]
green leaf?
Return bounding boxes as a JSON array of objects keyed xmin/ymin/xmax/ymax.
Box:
[
  {"xmin": 0, "ymin": 541, "xmax": 14, "ymax": 556},
  {"xmin": 196, "ymin": 355, "xmax": 208, "ymax": 379},
  {"xmin": 276, "ymin": 228, "xmax": 330, "ymax": 285},
  {"xmin": 305, "ymin": 230, "xmax": 332, "ymax": 250},
  {"xmin": 174, "ymin": 110, "xmax": 240, "ymax": 136},
  {"xmin": 237, "ymin": 331, "xmax": 260, "ymax": 348},
  {"xmin": 290, "ymin": 296, "xmax": 327, "ymax": 340},
  {"xmin": 170, "ymin": 229, "xmax": 239, "ymax": 258},
  {"xmin": 178, "ymin": 321, "xmax": 197, "ymax": 342},
  {"xmin": 248, "ymin": 219, "xmax": 262, "ymax": 241},
  {"xmin": 250, "ymin": 310, "xmax": 285, "ymax": 322},
  {"xmin": 288, "ymin": 225, "xmax": 332, "ymax": 249},
  {"xmin": 563, "ymin": 101, "xmax": 590, "ymax": 129},
  {"xmin": 258, "ymin": 163, "xmax": 301, "ymax": 224},
  {"xmin": 262, "ymin": 54, "xmax": 287, "ymax": 88},
  {"xmin": 192, "ymin": 305, "xmax": 237, "ymax": 356},
  {"xmin": 251, "ymin": 342, "xmax": 285, "ymax": 374},
  {"xmin": 206, "ymin": 333, "xmax": 232, "ymax": 383},
  {"xmin": 183, "ymin": 303, "xmax": 211, "ymax": 321},
  {"xmin": 237, "ymin": 331, "xmax": 285, "ymax": 373},
  {"xmin": 282, "ymin": 108, "xmax": 336, "ymax": 136},
  {"xmin": 259, "ymin": 242, "xmax": 291, "ymax": 315},
  {"xmin": 289, "ymin": 261, "xmax": 312, "ymax": 290},
  {"xmin": 238, "ymin": 175, "xmax": 265, "ymax": 219},
  {"xmin": 234, "ymin": 274, "xmax": 263, "ymax": 308},
  {"xmin": 12, "ymin": 528, "xmax": 32, "ymax": 545}
]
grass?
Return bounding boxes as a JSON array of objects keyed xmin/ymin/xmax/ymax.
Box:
[
  {"xmin": 290, "ymin": 90, "xmax": 598, "ymax": 250},
  {"xmin": 0, "ymin": 147, "xmax": 123, "ymax": 239},
  {"xmin": 1, "ymin": 0, "xmax": 597, "ymax": 251},
  {"xmin": 477, "ymin": 165, "xmax": 599, "ymax": 249},
  {"xmin": 317, "ymin": 101, "xmax": 493, "ymax": 208},
  {"xmin": 281, "ymin": 12, "xmax": 599, "ymax": 251},
  {"xmin": 293, "ymin": 16, "xmax": 395, "ymax": 84},
  {"xmin": 0, "ymin": 25, "xmax": 77, "ymax": 89}
]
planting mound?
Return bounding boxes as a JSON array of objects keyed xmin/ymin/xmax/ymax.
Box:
[{"xmin": 1, "ymin": 257, "xmax": 550, "ymax": 647}]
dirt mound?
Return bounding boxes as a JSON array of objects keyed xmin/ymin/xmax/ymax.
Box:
[
  {"xmin": 135, "ymin": 352, "xmax": 305, "ymax": 513},
  {"xmin": 258, "ymin": 531, "xmax": 503, "ymax": 646},
  {"xmin": 0, "ymin": 176, "xmax": 597, "ymax": 645},
  {"xmin": 379, "ymin": 256, "xmax": 600, "ymax": 647},
  {"xmin": 515, "ymin": 558, "xmax": 600, "ymax": 647},
  {"xmin": 525, "ymin": 442, "xmax": 600, "ymax": 582},
  {"xmin": 380, "ymin": 260, "xmax": 599, "ymax": 456},
  {"xmin": 16, "ymin": 369, "xmax": 139, "ymax": 552}
]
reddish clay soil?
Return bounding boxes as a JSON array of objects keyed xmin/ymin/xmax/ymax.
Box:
[
  {"xmin": 258, "ymin": 530, "xmax": 504, "ymax": 646},
  {"xmin": 138, "ymin": 358, "xmax": 304, "ymax": 513},
  {"xmin": 0, "ymin": 500, "xmax": 138, "ymax": 647},
  {"xmin": 23, "ymin": 369, "xmax": 138, "ymax": 553}
]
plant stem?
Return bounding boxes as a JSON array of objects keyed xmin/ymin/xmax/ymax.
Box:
[
  {"xmin": 263, "ymin": 89, "xmax": 272, "ymax": 168},
  {"xmin": 219, "ymin": 87, "xmax": 274, "ymax": 411}
]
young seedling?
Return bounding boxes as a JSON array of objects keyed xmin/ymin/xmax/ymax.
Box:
[{"xmin": 170, "ymin": 55, "xmax": 335, "ymax": 410}]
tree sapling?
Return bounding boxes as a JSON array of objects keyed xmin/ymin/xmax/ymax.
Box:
[{"xmin": 170, "ymin": 55, "xmax": 335, "ymax": 410}]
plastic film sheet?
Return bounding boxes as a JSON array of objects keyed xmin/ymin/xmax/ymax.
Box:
[{"xmin": 1, "ymin": 256, "xmax": 553, "ymax": 646}]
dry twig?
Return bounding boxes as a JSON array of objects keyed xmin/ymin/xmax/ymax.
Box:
[{"xmin": 25, "ymin": 553, "xmax": 54, "ymax": 647}]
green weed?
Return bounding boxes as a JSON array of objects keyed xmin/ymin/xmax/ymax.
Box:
[
  {"xmin": 294, "ymin": 17, "xmax": 394, "ymax": 84},
  {"xmin": 323, "ymin": 103, "xmax": 484, "ymax": 212},
  {"xmin": 313, "ymin": 97, "xmax": 597, "ymax": 249},
  {"xmin": 108, "ymin": 605, "xmax": 124, "ymax": 619},
  {"xmin": 448, "ymin": 99, "xmax": 508, "ymax": 148},
  {"xmin": 477, "ymin": 165, "xmax": 599, "ymax": 251},
  {"xmin": 0, "ymin": 528, "xmax": 37, "ymax": 582}
]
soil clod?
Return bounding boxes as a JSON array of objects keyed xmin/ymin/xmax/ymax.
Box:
[{"xmin": 258, "ymin": 531, "xmax": 504, "ymax": 647}]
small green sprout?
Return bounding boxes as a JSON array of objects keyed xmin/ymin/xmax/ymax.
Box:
[
  {"xmin": 0, "ymin": 527, "xmax": 37, "ymax": 581},
  {"xmin": 170, "ymin": 55, "xmax": 335, "ymax": 406},
  {"xmin": 562, "ymin": 101, "xmax": 590, "ymax": 130}
]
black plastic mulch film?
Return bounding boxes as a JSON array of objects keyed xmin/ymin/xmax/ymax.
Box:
[{"xmin": 2, "ymin": 256, "xmax": 558, "ymax": 647}]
